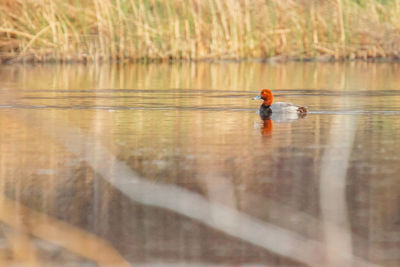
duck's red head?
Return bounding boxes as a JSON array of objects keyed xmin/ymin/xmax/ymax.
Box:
[{"xmin": 253, "ymin": 89, "xmax": 273, "ymax": 106}]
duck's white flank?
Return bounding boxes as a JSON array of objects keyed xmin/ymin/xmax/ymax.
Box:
[{"xmin": 270, "ymin": 102, "xmax": 303, "ymax": 113}]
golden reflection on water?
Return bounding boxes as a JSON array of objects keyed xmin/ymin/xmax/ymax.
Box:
[
  {"xmin": 1, "ymin": 61, "xmax": 400, "ymax": 92},
  {"xmin": 0, "ymin": 195, "xmax": 130, "ymax": 267},
  {"xmin": 0, "ymin": 62, "xmax": 400, "ymax": 266}
]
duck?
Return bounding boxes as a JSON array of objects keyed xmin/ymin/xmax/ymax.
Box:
[{"xmin": 253, "ymin": 89, "xmax": 307, "ymax": 119}]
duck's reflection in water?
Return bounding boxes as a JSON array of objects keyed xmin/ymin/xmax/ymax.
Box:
[
  {"xmin": 259, "ymin": 112, "xmax": 307, "ymax": 136},
  {"xmin": 261, "ymin": 118, "xmax": 273, "ymax": 136}
]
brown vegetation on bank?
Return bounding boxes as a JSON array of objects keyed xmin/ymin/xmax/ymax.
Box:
[{"xmin": 1, "ymin": 0, "xmax": 400, "ymax": 63}]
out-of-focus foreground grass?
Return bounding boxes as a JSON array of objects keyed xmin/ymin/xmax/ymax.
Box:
[{"xmin": 1, "ymin": 0, "xmax": 400, "ymax": 63}]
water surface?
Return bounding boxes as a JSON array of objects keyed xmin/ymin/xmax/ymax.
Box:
[{"xmin": 0, "ymin": 62, "xmax": 399, "ymax": 266}]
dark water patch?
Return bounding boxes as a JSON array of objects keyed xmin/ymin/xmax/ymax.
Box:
[
  {"xmin": 277, "ymin": 89, "xmax": 400, "ymax": 97},
  {"xmin": 5, "ymin": 88, "xmax": 400, "ymax": 100},
  {"xmin": 0, "ymin": 104, "xmax": 257, "ymax": 112},
  {"xmin": 309, "ymin": 110, "xmax": 400, "ymax": 115},
  {"xmin": 0, "ymin": 88, "xmax": 255, "ymax": 94},
  {"xmin": 3, "ymin": 103, "xmax": 400, "ymax": 116},
  {"xmin": 20, "ymin": 95, "xmax": 198, "ymax": 100}
]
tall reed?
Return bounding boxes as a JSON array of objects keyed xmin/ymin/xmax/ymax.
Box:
[{"xmin": 1, "ymin": 0, "xmax": 400, "ymax": 63}]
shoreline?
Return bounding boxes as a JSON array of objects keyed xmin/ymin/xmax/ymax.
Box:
[{"xmin": 3, "ymin": 54, "xmax": 400, "ymax": 65}]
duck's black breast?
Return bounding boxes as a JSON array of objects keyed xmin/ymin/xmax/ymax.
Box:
[{"xmin": 259, "ymin": 104, "xmax": 272, "ymax": 120}]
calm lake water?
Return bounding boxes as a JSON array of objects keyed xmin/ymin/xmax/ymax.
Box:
[{"xmin": 0, "ymin": 62, "xmax": 399, "ymax": 266}]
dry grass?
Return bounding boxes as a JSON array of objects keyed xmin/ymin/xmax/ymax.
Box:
[{"xmin": 1, "ymin": 0, "xmax": 400, "ymax": 63}]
